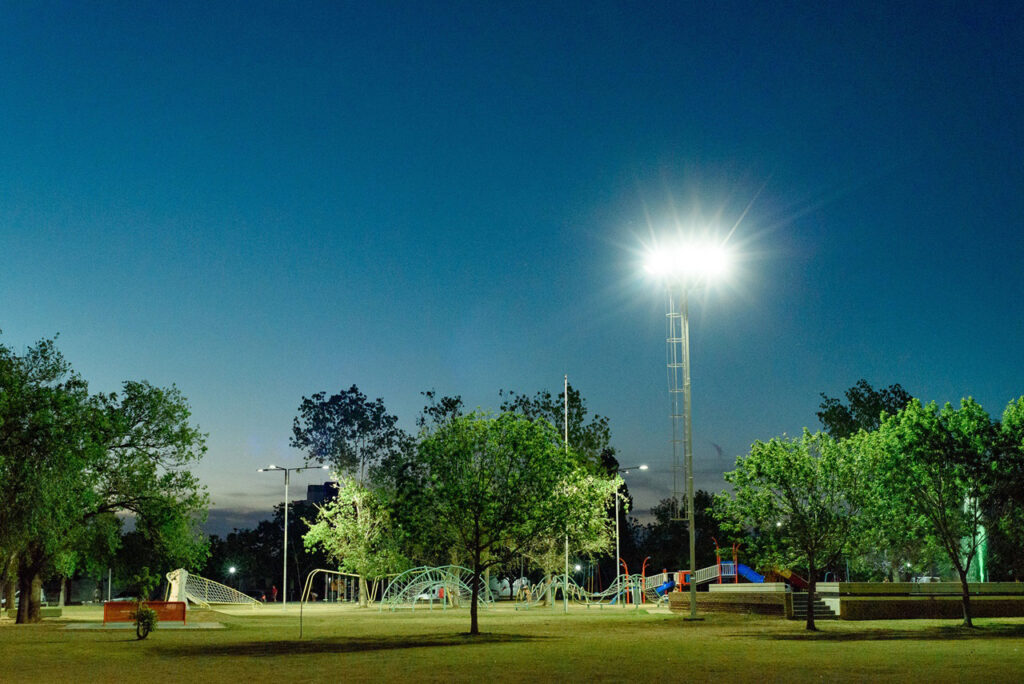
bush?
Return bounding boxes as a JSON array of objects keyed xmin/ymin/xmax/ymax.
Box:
[{"xmin": 132, "ymin": 605, "xmax": 159, "ymax": 640}]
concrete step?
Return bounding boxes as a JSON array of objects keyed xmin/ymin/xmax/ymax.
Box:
[{"xmin": 791, "ymin": 593, "xmax": 838, "ymax": 620}]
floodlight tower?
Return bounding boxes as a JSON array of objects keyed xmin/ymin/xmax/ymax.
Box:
[{"xmin": 644, "ymin": 240, "xmax": 730, "ymax": 619}]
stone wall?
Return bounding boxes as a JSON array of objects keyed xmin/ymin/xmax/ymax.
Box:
[{"xmin": 668, "ymin": 590, "xmax": 789, "ymax": 617}]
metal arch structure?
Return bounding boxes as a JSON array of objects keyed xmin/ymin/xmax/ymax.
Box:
[
  {"xmin": 300, "ymin": 568, "xmax": 363, "ymax": 604},
  {"xmin": 380, "ymin": 565, "xmax": 496, "ymax": 611},
  {"xmin": 514, "ymin": 573, "xmax": 648, "ymax": 609}
]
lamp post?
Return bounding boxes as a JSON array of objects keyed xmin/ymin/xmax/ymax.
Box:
[
  {"xmin": 258, "ymin": 464, "xmax": 329, "ymax": 610},
  {"xmin": 615, "ymin": 464, "xmax": 647, "ymax": 605},
  {"xmin": 644, "ymin": 239, "xmax": 731, "ymax": 619},
  {"xmin": 228, "ymin": 566, "xmax": 236, "ymax": 589}
]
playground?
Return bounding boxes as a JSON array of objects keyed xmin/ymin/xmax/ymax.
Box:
[{"xmin": 4, "ymin": 602, "xmax": 1024, "ymax": 683}]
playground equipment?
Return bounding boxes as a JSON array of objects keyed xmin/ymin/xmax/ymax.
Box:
[
  {"xmin": 515, "ymin": 569, "xmax": 646, "ymax": 609},
  {"xmin": 300, "ymin": 569, "xmax": 364, "ymax": 604},
  {"xmin": 380, "ymin": 565, "xmax": 496, "ymax": 611},
  {"xmin": 165, "ymin": 569, "xmax": 260, "ymax": 609},
  {"xmin": 489, "ymin": 576, "xmax": 529, "ymax": 599},
  {"xmin": 768, "ymin": 567, "xmax": 808, "ymax": 589},
  {"xmin": 668, "ymin": 541, "xmax": 806, "ymax": 590}
]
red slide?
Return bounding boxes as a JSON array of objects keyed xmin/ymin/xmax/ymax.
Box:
[{"xmin": 778, "ymin": 568, "xmax": 808, "ymax": 590}]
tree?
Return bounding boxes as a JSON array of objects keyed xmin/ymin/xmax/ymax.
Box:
[
  {"xmin": 716, "ymin": 431, "xmax": 870, "ymax": 630},
  {"xmin": 870, "ymin": 398, "xmax": 998, "ymax": 627},
  {"xmin": 291, "ymin": 385, "xmax": 408, "ymax": 482},
  {"xmin": 304, "ymin": 476, "xmax": 409, "ymax": 606},
  {"xmin": 0, "ymin": 336, "xmax": 209, "ymax": 623},
  {"xmin": 640, "ymin": 491, "xmax": 722, "ymax": 572},
  {"xmin": 499, "ymin": 383, "xmax": 614, "ymax": 472},
  {"xmin": 522, "ymin": 467, "xmax": 619, "ymax": 604},
  {"xmin": 391, "ymin": 412, "xmax": 616, "ymax": 635},
  {"xmin": 417, "ymin": 390, "xmax": 465, "ymax": 429},
  {"xmin": 988, "ymin": 397, "xmax": 1024, "ymax": 580},
  {"xmin": 817, "ymin": 379, "xmax": 913, "ymax": 439}
]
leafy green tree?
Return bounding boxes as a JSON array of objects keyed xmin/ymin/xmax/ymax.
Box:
[
  {"xmin": 391, "ymin": 412, "xmax": 616, "ymax": 635},
  {"xmin": 1, "ymin": 337, "xmax": 94, "ymax": 622},
  {"xmin": 871, "ymin": 399, "xmax": 998, "ymax": 626},
  {"xmin": 716, "ymin": 431, "xmax": 870, "ymax": 630},
  {"xmin": 817, "ymin": 379, "xmax": 913, "ymax": 438},
  {"xmin": 304, "ymin": 476, "xmax": 410, "ymax": 606},
  {"xmin": 291, "ymin": 385, "xmax": 408, "ymax": 482},
  {"xmin": 986, "ymin": 397, "xmax": 1024, "ymax": 579},
  {"xmin": 0, "ymin": 336, "xmax": 209, "ymax": 623},
  {"xmin": 499, "ymin": 383, "xmax": 614, "ymax": 472},
  {"xmin": 523, "ymin": 467, "xmax": 619, "ymax": 604}
]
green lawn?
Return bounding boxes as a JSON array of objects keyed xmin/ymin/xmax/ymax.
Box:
[{"xmin": 4, "ymin": 603, "xmax": 1024, "ymax": 682}]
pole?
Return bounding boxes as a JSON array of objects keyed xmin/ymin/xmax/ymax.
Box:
[
  {"xmin": 564, "ymin": 374, "xmax": 569, "ymax": 614},
  {"xmin": 283, "ymin": 469, "xmax": 289, "ymax": 610},
  {"xmin": 682, "ymin": 290, "xmax": 697, "ymax": 618},
  {"xmin": 615, "ymin": 488, "xmax": 621, "ymax": 607}
]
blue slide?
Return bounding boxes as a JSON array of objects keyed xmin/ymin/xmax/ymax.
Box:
[
  {"xmin": 737, "ymin": 564, "xmax": 765, "ymax": 583},
  {"xmin": 655, "ymin": 580, "xmax": 676, "ymax": 596}
]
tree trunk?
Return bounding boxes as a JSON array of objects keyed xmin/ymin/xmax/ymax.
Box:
[
  {"xmin": 470, "ymin": 557, "xmax": 480, "ymax": 635},
  {"xmin": 957, "ymin": 566, "xmax": 974, "ymax": 628},
  {"xmin": 3, "ymin": 556, "xmax": 16, "ymax": 615},
  {"xmin": 358, "ymin": 576, "xmax": 369, "ymax": 608},
  {"xmin": 3, "ymin": 578, "xmax": 15, "ymax": 616},
  {"xmin": 805, "ymin": 558, "xmax": 817, "ymax": 632},
  {"xmin": 16, "ymin": 571, "xmax": 42, "ymax": 624}
]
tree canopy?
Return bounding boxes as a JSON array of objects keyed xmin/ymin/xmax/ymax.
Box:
[
  {"xmin": 817, "ymin": 379, "xmax": 913, "ymax": 438},
  {"xmin": 291, "ymin": 385, "xmax": 407, "ymax": 481},
  {"xmin": 716, "ymin": 430, "xmax": 870, "ymax": 630},
  {"xmin": 389, "ymin": 412, "xmax": 617, "ymax": 634},
  {"xmin": 0, "ymin": 335, "xmax": 209, "ymax": 623},
  {"xmin": 870, "ymin": 398, "xmax": 998, "ymax": 626},
  {"xmin": 499, "ymin": 383, "xmax": 615, "ymax": 472},
  {"xmin": 304, "ymin": 476, "xmax": 409, "ymax": 606}
]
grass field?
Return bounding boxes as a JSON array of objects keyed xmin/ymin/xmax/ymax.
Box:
[{"xmin": 4, "ymin": 603, "xmax": 1024, "ymax": 682}]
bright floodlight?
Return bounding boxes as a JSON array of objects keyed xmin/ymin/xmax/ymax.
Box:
[
  {"xmin": 639, "ymin": 464, "xmax": 649, "ymax": 470},
  {"xmin": 228, "ymin": 566, "xmax": 236, "ymax": 574},
  {"xmin": 644, "ymin": 241, "xmax": 731, "ymax": 281}
]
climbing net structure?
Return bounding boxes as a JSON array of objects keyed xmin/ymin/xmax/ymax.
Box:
[{"xmin": 166, "ymin": 569, "xmax": 260, "ymax": 609}]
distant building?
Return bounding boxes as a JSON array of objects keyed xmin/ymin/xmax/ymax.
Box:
[{"xmin": 306, "ymin": 481, "xmax": 339, "ymax": 504}]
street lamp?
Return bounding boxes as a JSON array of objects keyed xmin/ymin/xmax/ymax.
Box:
[
  {"xmin": 644, "ymin": 238, "xmax": 732, "ymax": 619},
  {"xmin": 257, "ymin": 464, "xmax": 329, "ymax": 609},
  {"xmin": 228, "ymin": 566, "xmax": 236, "ymax": 589},
  {"xmin": 615, "ymin": 464, "xmax": 648, "ymax": 605}
]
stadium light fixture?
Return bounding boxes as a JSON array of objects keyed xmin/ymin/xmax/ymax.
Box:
[{"xmin": 644, "ymin": 237, "xmax": 732, "ymax": 621}]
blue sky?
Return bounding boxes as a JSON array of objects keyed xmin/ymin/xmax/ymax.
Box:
[{"xmin": 3, "ymin": 1, "xmax": 1023, "ymax": 535}]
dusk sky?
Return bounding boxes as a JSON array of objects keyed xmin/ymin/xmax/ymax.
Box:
[{"xmin": 3, "ymin": 2, "xmax": 1023, "ymax": 536}]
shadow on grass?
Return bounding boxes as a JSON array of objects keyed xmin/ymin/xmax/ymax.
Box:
[
  {"xmin": 744, "ymin": 623, "xmax": 1024, "ymax": 642},
  {"xmin": 155, "ymin": 632, "xmax": 543, "ymax": 657}
]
